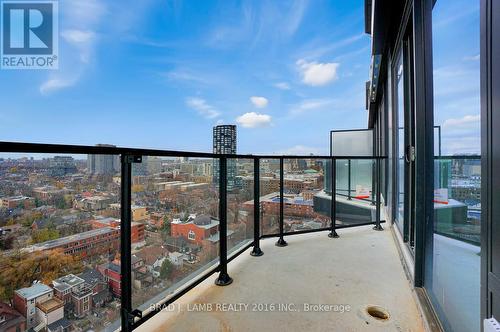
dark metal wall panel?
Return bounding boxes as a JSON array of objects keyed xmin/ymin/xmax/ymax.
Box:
[{"xmin": 482, "ymin": 0, "xmax": 500, "ymax": 321}]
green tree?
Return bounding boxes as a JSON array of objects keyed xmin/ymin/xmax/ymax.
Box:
[
  {"xmin": 159, "ymin": 259, "xmax": 174, "ymax": 280},
  {"xmin": 161, "ymin": 217, "xmax": 171, "ymax": 234},
  {"xmin": 31, "ymin": 228, "xmax": 60, "ymax": 244}
]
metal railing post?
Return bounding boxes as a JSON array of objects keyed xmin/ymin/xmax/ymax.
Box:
[
  {"xmin": 215, "ymin": 157, "xmax": 233, "ymax": 286},
  {"xmin": 276, "ymin": 157, "xmax": 288, "ymax": 247},
  {"xmin": 373, "ymin": 157, "xmax": 383, "ymax": 231},
  {"xmin": 347, "ymin": 159, "xmax": 352, "ymax": 200},
  {"xmin": 371, "ymin": 158, "xmax": 376, "ymax": 205},
  {"xmin": 120, "ymin": 154, "xmax": 142, "ymax": 331},
  {"xmin": 329, "ymin": 158, "xmax": 339, "ymax": 238},
  {"xmin": 251, "ymin": 157, "xmax": 264, "ymax": 256}
]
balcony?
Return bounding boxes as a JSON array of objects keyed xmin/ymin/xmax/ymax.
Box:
[
  {"xmin": 136, "ymin": 226, "xmax": 424, "ymax": 332},
  {"xmin": 0, "ymin": 142, "xmax": 480, "ymax": 332}
]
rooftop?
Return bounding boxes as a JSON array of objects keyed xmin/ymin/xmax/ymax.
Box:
[
  {"xmin": 29, "ymin": 227, "xmax": 118, "ymax": 251},
  {"xmin": 15, "ymin": 283, "xmax": 52, "ymax": 300},
  {"xmin": 36, "ymin": 298, "xmax": 64, "ymax": 313},
  {"xmin": 52, "ymin": 274, "xmax": 85, "ymax": 291},
  {"xmin": 172, "ymin": 215, "xmax": 219, "ymax": 229}
]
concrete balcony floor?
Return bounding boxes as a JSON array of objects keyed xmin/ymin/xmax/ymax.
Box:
[{"xmin": 138, "ymin": 225, "xmax": 425, "ymax": 332}]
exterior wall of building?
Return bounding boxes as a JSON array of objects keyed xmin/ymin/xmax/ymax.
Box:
[
  {"xmin": 14, "ymin": 291, "xmax": 53, "ymax": 330},
  {"xmin": 71, "ymin": 293, "xmax": 91, "ymax": 318},
  {"xmin": 12, "ymin": 296, "xmax": 27, "ymax": 324},
  {"xmin": 171, "ymin": 223, "xmax": 218, "ymax": 245},
  {"xmin": 36, "ymin": 305, "xmax": 63, "ymax": 327},
  {"xmin": 0, "ymin": 196, "xmax": 35, "ymax": 209},
  {"xmin": 213, "ymin": 125, "xmax": 237, "ymax": 190},
  {"xmin": 132, "ymin": 207, "xmax": 148, "ymax": 222},
  {"xmin": 131, "ymin": 223, "xmax": 145, "ymax": 243},
  {"xmin": 98, "ymin": 267, "xmax": 121, "ymax": 297}
]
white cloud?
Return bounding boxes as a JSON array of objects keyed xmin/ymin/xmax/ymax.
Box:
[
  {"xmin": 274, "ymin": 82, "xmax": 291, "ymax": 90},
  {"xmin": 186, "ymin": 98, "xmax": 221, "ymax": 119},
  {"xmin": 236, "ymin": 112, "xmax": 272, "ymax": 128},
  {"xmin": 39, "ymin": 0, "xmax": 105, "ymax": 95},
  {"xmin": 442, "ymin": 114, "xmax": 480, "ymax": 128},
  {"xmin": 297, "ymin": 33, "xmax": 365, "ymax": 60},
  {"xmin": 440, "ymin": 114, "xmax": 480, "ymax": 154},
  {"xmin": 61, "ymin": 29, "xmax": 97, "ymax": 63},
  {"xmin": 289, "ymin": 98, "xmax": 335, "ymax": 116},
  {"xmin": 463, "ymin": 54, "xmax": 480, "ymax": 61},
  {"xmin": 250, "ymin": 96, "xmax": 269, "ymax": 108},
  {"xmin": 40, "ymin": 77, "xmax": 78, "ymax": 95},
  {"xmin": 277, "ymin": 145, "xmax": 323, "ymax": 155},
  {"xmin": 166, "ymin": 70, "xmax": 208, "ymax": 84},
  {"xmin": 283, "ymin": 0, "xmax": 308, "ymax": 36},
  {"xmin": 61, "ymin": 30, "xmax": 95, "ymax": 44},
  {"xmin": 62, "ymin": 0, "xmax": 106, "ymax": 27},
  {"xmin": 296, "ymin": 59, "xmax": 339, "ymax": 86}
]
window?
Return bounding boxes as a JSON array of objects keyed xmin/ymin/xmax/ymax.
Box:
[{"xmin": 188, "ymin": 230, "xmax": 195, "ymax": 240}]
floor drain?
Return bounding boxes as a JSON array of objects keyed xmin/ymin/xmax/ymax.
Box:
[{"xmin": 366, "ymin": 306, "xmax": 390, "ymax": 321}]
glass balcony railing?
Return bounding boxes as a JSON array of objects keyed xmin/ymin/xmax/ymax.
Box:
[
  {"xmin": 433, "ymin": 156, "xmax": 481, "ymax": 245},
  {"xmin": 0, "ymin": 142, "xmax": 385, "ymax": 332},
  {"xmin": 429, "ymin": 155, "xmax": 481, "ymax": 332}
]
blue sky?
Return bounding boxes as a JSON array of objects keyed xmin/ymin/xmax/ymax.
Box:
[
  {"xmin": 433, "ymin": 0, "xmax": 480, "ymax": 155},
  {"xmin": 0, "ymin": 0, "xmax": 479, "ymax": 155}
]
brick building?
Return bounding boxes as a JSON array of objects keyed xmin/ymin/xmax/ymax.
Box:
[
  {"xmin": 13, "ymin": 284, "xmax": 64, "ymax": 331},
  {"xmin": 98, "ymin": 263, "xmax": 122, "ymax": 297},
  {"xmin": 91, "ymin": 216, "xmax": 145, "ymax": 243},
  {"xmin": 0, "ymin": 196, "xmax": 35, "ymax": 209},
  {"xmin": 52, "ymin": 274, "xmax": 92, "ymax": 318},
  {"xmin": 0, "ymin": 302, "xmax": 26, "ymax": 332},
  {"xmin": 170, "ymin": 215, "xmax": 219, "ymax": 245},
  {"xmin": 29, "ymin": 227, "xmax": 120, "ymax": 259}
]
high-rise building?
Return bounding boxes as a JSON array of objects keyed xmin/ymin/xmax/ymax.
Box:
[
  {"xmin": 49, "ymin": 156, "xmax": 77, "ymax": 176},
  {"xmin": 213, "ymin": 125, "xmax": 236, "ymax": 155},
  {"xmin": 213, "ymin": 125, "xmax": 237, "ymax": 190},
  {"xmin": 87, "ymin": 144, "xmax": 120, "ymax": 175}
]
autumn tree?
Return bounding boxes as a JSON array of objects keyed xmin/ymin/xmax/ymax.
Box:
[
  {"xmin": 31, "ymin": 228, "xmax": 60, "ymax": 244},
  {"xmin": 0, "ymin": 249, "xmax": 83, "ymax": 303}
]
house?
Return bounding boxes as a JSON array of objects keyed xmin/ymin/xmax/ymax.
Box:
[
  {"xmin": 78, "ymin": 268, "xmax": 110, "ymax": 308},
  {"xmin": 74, "ymin": 196, "xmax": 113, "ymax": 211},
  {"xmin": 170, "ymin": 214, "xmax": 220, "ymax": 245},
  {"xmin": 150, "ymin": 257, "xmax": 167, "ymax": 278},
  {"xmin": 47, "ymin": 318, "xmax": 72, "ymax": 332},
  {"xmin": 52, "ymin": 274, "xmax": 92, "ymax": 318},
  {"xmin": 35, "ymin": 297, "xmax": 65, "ymax": 330},
  {"xmin": 135, "ymin": 245, "xmax": 169, "ymax": 268},
  {"xmin": 168, "ymin": 252, "xmax": 186, "ymax": 267},
  {"xmin": 108, "ymin": 204, "xmax": 148, "ymax": 222},
  {"xmin": 91, "ymin": 216, "xmax": 145, "ymax": 244},
  {"xmin": 0, "ymin": 302, "xmax": 26, "ymax": 332},
  {"xmin": 98, "ymin": 263, "xmax": 121, "ymax": 297},
  {"xmin": 13, "ymin": 283, "xmax": 66, "ymax": 331}
]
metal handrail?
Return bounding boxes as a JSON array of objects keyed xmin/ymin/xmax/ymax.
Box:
[{"xmin": 0, "ymin": 141, "xmax": 388, "ymax": 160}]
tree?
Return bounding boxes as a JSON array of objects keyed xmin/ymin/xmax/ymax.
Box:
[
  {"xmin": 0, "ymin": 249, "xmax": 83, "ymax": 303},
  {"xmin": 0, "ymin": 236, "xmax": 14, "ymax": 250},
  {"xmin": 132, "ymin": 185, "xmax": 144, "ymax": 193},
  {"xmin": 31, "ymin": 228, "xmax": 60, "ymax": 244},
  {"xmin": 159, "ymin": 259, "xmax": 174, "ymax": 280},
  {"xmin": 162, "ymin": 217, "xmax": 171, "ymax": 234}
]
